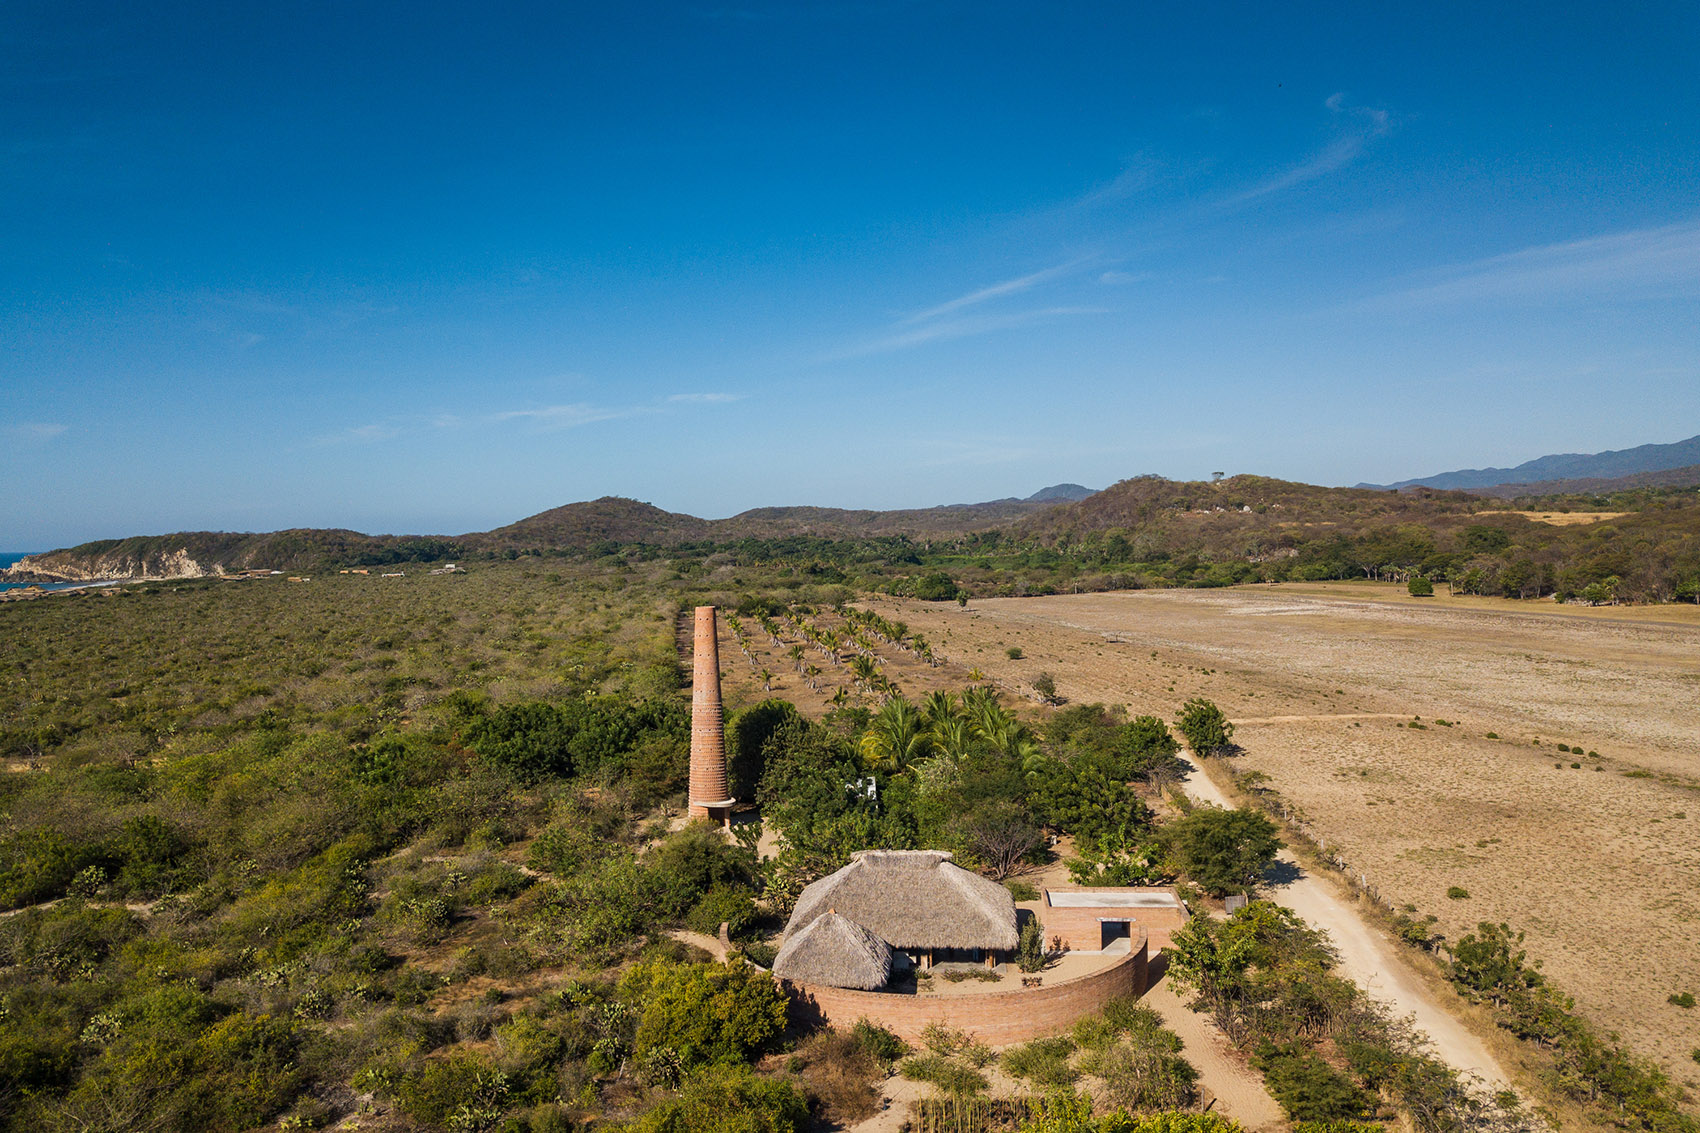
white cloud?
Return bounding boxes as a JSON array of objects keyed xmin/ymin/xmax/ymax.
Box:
[
  {"xmin": 1363, "ymin": 219, "xmax": 1700, "ymax": 309},
  {"xmin": 10, "ymin": 422, "xmax": 68, "ymax": 443},
  {"xmin": 489, "ymin": 403, "xmax": 638, "ymax": 429},
  {"xmin": 1226, "ymin": 93, "xmax": 1393, "ymax": 205},
  {"xmin": 839, "ymin": 306, "xmax": 1108, "ymax": 358},
  {"xmin": 900, "ymin": 257, "xmax": 1095, "ymax": 326}
]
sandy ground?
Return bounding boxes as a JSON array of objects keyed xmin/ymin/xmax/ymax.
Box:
[{"xmin": 865, "ymin": 583, "xmax": 1700, "ymax": 1087}]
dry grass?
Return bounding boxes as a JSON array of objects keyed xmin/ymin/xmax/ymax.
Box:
[
  {"xmin": 864, "ymin": 582, "xmax": 1700, "ymax": 1087},
  {"xmin": 1477, "ymin": 510, "xmax": 1629, "ymax": 525},
  {"xmin": 789, "ymin": 1030, "xmax": 884, "ymax": 1125}
]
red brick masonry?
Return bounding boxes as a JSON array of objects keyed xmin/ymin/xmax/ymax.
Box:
[
  {"xmin": 688, "ymin": 605, "xmax": 733, "ymax": 818},
  {"xmin": 1039, "ymin": 887, "xmax": 1189, "ymax": 952},
  {"xmin": 783, "ymin": 929, "xmax": 1148, "ymax": 1045}
]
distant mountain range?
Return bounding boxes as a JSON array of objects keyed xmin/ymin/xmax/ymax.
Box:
[
  {"xmin": 1472, "ymin": 463, "xmax": 1700, "ymax": 498},
  {"xmin": 1359, "ymin": 434, "xmax": 1700, "ymax": 493}
]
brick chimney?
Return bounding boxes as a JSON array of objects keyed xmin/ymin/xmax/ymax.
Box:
[{"xmin": 688, "ymin": 605, "xmax": 734, "ymax": 822}]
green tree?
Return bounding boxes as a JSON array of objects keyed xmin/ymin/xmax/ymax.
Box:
[
  {"xmin": 728, "ymin": 699, "xmax": 803, "ymax": 799},
  {"xmin": 914, "ymin": 571, "xmax": 961, "ymax": 601},
  {"xmin": 1407, "ymin": 576, "xmax": 1434, "ymax": 597},
  {"xmin": 1164, "ymin": 807, "xmax": 1281, "ymax": 897},
  {"xmin": 1175, "ymin": 699, "xmax": 1234, "ymax": 756}
]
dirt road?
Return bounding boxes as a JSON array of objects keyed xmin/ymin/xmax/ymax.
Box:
[{"xmin": 1181, "ymin": 756, "xmax": 1512, "ymax": 1087}]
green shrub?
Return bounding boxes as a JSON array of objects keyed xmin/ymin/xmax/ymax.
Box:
[
  {"xmin": 1002, "ymin": 1036, "xmax": 1079, "ymax": 1088},
  {"xmin": 1006, "ymin": 879, "xmax": 1040, "ymax": 901},
  {"xmin": 686, "ymin": 886, "xmax": 761, "ymax": 940},
  {"xmin": 1446, "ymin": 886, "xmax": 1469, "ymax": 900},
  {"xmin": 1252, "ymin": 1042, "xmax": 1372, "ymax": 1122},
  {"xmin": 391, "ymin": 1049, "xmax": 512, "ymax": 1129},
  {"xmin": 1407, "ymin": 577, "xmax": 1434, "ymax": 597},
  {"xmin": 900, "ymin": 1053, "xmax": 988, "ymax": 1094},
  {"xmin": 1018, "ymin": 916, "xmax": 1047, "ymax": 972},
  {"xmin": 620, "ymin": 960, "xmax": 788, "ymax": 1068},
  {"xmin": 1006, "ymin": 647, "xmax": 1024, "ymax": 660},
  {"xmin": 615, "ymin": 1064, "xmax": 808, "ymax": 1133},
  {"xmin": 1669, "ymin": 992, "xmax": 1696, "ymax": 1008},
  {"xmin": 850, "ymin": 1018, "xmax": 908, "ymax": 1065},
  {"xmin": 646, "ymin": 822, "xmax": 758, "ymax": 920},
  {"xmin": 1084, "ymin": 1035, "xmax": 1198, "ymax": 1111}
]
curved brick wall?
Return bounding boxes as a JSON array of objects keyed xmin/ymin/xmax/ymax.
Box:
[{"xmin": 784, "ymin": 932, "xmax": 1148, "ymax": 1046}]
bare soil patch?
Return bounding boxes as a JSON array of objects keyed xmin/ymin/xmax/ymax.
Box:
[
  {"xmin": 1478, "ymin": 510, "xmax": 1629, "ymax": 525},
  {"xmin": 865, "ymin": 584, "xmax": 1700, "ymax": 1085}
]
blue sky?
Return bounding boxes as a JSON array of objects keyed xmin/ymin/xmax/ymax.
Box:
[{"xmin": 4, "ymin": 2, "xmax": 1698, "ymax": 547}]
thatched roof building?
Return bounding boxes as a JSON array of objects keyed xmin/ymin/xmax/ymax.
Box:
[
  {"xmin": 786, "ymin": 850, "xmax": 1019, "ymax": 953},
  {"xmin": 772, "ymin": 911, "xmax": 893, "ymax": 990}
]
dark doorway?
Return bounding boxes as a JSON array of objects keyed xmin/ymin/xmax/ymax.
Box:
[{"xmin": 1100, "ymin": 920, "xmax": 1131, "ymax": 950}]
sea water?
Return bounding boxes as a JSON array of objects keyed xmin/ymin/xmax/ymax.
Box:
[{"xmin": 0, "ymin": 551, "xmax": 87, "ymax": 592}]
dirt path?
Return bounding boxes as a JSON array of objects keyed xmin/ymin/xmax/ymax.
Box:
[
  {"xmin": 667, "ymin": 928, "xmax": 731, "ymax": 962},
  {"xmin": 1181, "ymin": 757, "xmax": 1511, "ymax": 1088}
]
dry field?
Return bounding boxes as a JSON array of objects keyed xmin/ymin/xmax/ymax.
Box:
[
  {"xmin": 1477, "ymin": 510, "xmax": 1629, "ymax": 525},
  {"xmin": 864, "ymin": 583, "xmax": 1700, "ymax": 1085}
]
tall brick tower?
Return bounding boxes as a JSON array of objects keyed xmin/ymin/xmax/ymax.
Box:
[{"xmin": 688, "ymin": 605, "xmax": 734, "ymax": 823}]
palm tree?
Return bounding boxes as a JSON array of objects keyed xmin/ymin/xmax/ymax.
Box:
[
  {"xmin": 848, "ymin": 655, "xmax": 878, "ymax": 688},
  {"xmin": 921, "ymin": 690, "xmax": 961, "ymax": 726},
  {"xmin": 757, "ymin": 667, "xmax": 774, "ymax": 692},
  {"xmin": 803, "ymin": 664, "xmax": 821, "ymax": 689},
  {"xmin": 859, "ymin": 696, "xmax": 933, "ymax": 771},
  {"xmin": 787, "ymin": 644, "xmax": 806, "ymax": 672},
  {"xmin": 930, "ymin": 715, "xmax": 976, "ymax": 760}
]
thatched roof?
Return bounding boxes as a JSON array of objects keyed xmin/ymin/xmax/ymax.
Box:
[
  {"xmin": 772, "ymin": 911, "xmax": 893, "ymax": 990},
  {"xmin": 785, "ymin": 850, "xmax": 1018, "ymax": 951}
]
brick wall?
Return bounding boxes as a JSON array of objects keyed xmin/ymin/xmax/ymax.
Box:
[
  {"xmin": 1039, "ymin": 888, "xmax": 1190, "ymax": 952},
  {"xmin": 784, "ymin": 931, "xmax": 1148, "ymax": 1046}
]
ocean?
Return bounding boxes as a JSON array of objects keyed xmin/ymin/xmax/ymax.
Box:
[{"xmin": 0, "ymin": 551, "xmax": 86, "ymax": 592}]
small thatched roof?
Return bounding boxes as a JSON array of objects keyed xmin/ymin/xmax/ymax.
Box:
[
  {"xmin": 785, "ymin": 850, "xmax": 1018, "ymax": 951},
  {"xmin": 773, "ymin": 911, "xmax": 893, "ymax": 990}
]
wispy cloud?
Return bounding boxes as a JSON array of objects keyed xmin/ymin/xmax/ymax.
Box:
[
  {"xmin": 666, "ymin": 392, "xmax": 745, "ymax": 404},
  {"xmin": 900, "ymin": 257, "xmax": 1097, "ymax": 326},
  {"xmin": 490, "ymin": 403, "xmax": 639, "ymax": 429},
  {"xmin": 1361, "ymin": 219, "xmax": 1700, "ymax": 310},
  {"xmin": 1226, "ymin": 93, "xmax": 1392, "ymax": 205},
  {"xmin": 313, "ymin": 389, "xmax": 739, "ymax": 446},
  {"xmin": 841, "ymin": 306, "xmax": 1108, "ymax": 359},
  {"xmin": 9, "ymin": 422, "xmax": 68, "ymax": 443}
]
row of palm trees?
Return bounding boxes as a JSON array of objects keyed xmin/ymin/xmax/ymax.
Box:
[{"xmin": 720, "ymin": 612, "xmax": 776, "ymax": 692}]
